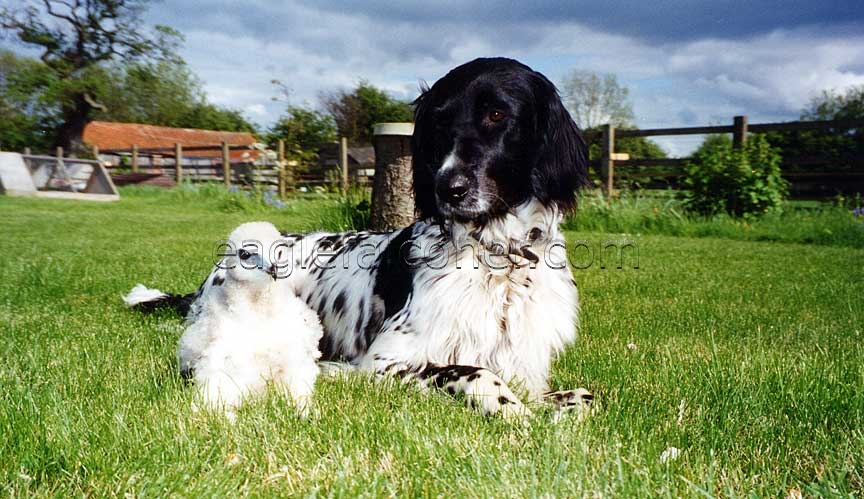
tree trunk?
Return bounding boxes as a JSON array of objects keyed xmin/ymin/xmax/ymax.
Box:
[
  {"xmin": 369, "ymin": 123, "xmax": 415, "ymax": 231},
  {"xmin": 55, "ymin": 93, "xmax": 92, "ymax": 156}
]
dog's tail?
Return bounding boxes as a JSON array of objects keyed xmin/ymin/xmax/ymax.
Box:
[{"xmin": 123, "ymin": 284, "xmax": 195, "ymax": 316}]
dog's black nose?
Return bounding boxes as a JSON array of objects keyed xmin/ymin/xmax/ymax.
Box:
[{"xmin": 443, "ymin": 174, "xmax": 470, "ymax": 202}]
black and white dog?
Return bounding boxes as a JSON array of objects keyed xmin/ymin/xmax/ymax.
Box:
[{"xmin": 126, "ymin": 57, "xmax": 593, "ymax": 420}]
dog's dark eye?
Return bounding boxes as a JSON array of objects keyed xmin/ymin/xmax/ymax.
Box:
[
  {"xmin": 238, "ymin": 249, "xmax": 252, "ymax": 261},
  {"xmin": 488, "ymin": 110, "xmax": 506, "ymax": 123}
]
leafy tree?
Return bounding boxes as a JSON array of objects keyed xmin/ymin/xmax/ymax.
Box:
[
  {"xmin": 178, "ymin": 103, "xmax": 256, "ymax": 133},
  {"xmin": 0, "ymin": 52, "xmax": 255, "ymax": 151},
  {"xmin": 584, "ymin": 128, "xmax": 666, "ymax": 161},
  {"xmin": 95, "ymin": 60, "xmax": 255, "ymax": 132},
  {"xmin": 1, "ymin": 0, "xmax": 181, "ymax": 152},
  {"xmin": 561, "ymin": 70, "xmax": 634, "ymax": 129},
  {"xmin": 268, "ymin": 105, "xmax": 336, "ymax": 165},
  {"xmin": 765, "ymin": 85, "xmax": 863, "ymax": 172},
  {"xmin": 582, "ymin": 129, "xmax": 667, "ymax": 188},
  {"xmin": 322, "ymin": 82, "xmax": 413, "ymax": 145},
  {"xmin": 803, "ymin": 85, "xmax": 864, "ymax": 122},
  {"xmin": 95, "ymin": 60, "xmax": 196, "ymax": 126},
  {"xmin": 0, "ymin": 50, "xmax": 58, "ymax": 151}
]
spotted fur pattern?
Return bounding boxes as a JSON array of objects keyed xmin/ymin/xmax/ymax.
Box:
[
  {"xmin": 125, "ymin": 57, "xmax": 596, "ymax": 420},
  {"xmin": 277, "ymin": 200, "xmax": 584, "ymax": 418}
]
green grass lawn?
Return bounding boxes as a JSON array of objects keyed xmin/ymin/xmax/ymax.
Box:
[{"xmin": 1, "ymin": 187, "xmax": 862, "ymax": 497}]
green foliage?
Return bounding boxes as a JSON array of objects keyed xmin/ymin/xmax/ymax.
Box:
[
  {"xmin": 0, "ymin": 50, "xmax": 58, "ymax": 151},
  {"xmin": 583, "ymin": 126, "xmax": 667, "ymax": 188},
  {"xmin": 764, "ymin": 85, "xmax": 864, "ymax": 172},
  {"xmin": 177, "ymin": 102, "xmax": 256, "ymax": 133},
  {"xmin": 0, "ymin": 52, "xmax": 255, "ymax": 151},
  {"xmin": 565, "ymin": 190, "xmax": 864, "ymax": 248},
  {"xmin": 683, "ymin": 135, "xmax": 788, "ymax": 218},
  {"xmin": 268, "ymin": 105, "xmax": 337, "ymax": 166},
  {"xmin": 317, "ymin": 189, "xmax": 371, "ymax": 231},
  {"xmin": 322, "ymin": 81, "xmax": 413, "ymax": 144},
  {"xmin": 585, "ymin": 128, "xmax": 667, "ymax": 161},
  {"xmin": 0, "ymin": 0, "xmax": 183, "ymax": 150},
  {"xmin": 94, "ymin": 60, "xmax": 249, "ymax": 132},
  {"xmin": 0, "ymin": 190, "xmax": 862, "ymax": 496},
  {"xmin": 803, "ymin": 85, "xmax": 864, "ymax": 121}
]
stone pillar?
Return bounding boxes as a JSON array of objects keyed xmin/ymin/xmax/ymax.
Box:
[{"xmin": 369, "ymin": 123, "xmax": 415, "ymax": 231}]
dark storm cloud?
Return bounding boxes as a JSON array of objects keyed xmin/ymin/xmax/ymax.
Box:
[{"xmin": 279, "ymin": 0, "xmax": 864, "ymax": 43}]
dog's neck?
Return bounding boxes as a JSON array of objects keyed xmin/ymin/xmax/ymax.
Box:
[{"xmin": 441, "ymin": 199, "xmax": 563, "ymax": 263}]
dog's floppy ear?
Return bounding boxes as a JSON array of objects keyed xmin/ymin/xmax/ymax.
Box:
[
  {"xmin": 411, "ymin": 83, "xmax": 440, "ymax": 220},
  {"xmin": 529, "ymin": 73, "xmax": 590, "ymax": 213}
]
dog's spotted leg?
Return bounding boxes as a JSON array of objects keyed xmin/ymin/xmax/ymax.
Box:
[
  {"xmin": 543, "ymin": 388, "xmax": 595, "ymax": 422},
  {"xmin": 375, "ymin": 360, "xmax": 532, "ymax": 421}
]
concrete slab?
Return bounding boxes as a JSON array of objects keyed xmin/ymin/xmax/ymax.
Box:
[
  {"xmin": 0, "ymin": 152, "xmax": 37, "ymax": 195},
  {"xmin": 1, "ymin": 152, "xmax": 119, "ymax": 201},
  {"xmin": 34, "ymin": 191, "xmax": 120, "ymax": 202}
]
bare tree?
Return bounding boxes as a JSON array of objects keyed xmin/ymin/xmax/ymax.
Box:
[
  {"xmin": 560, "ymin": 70, "xmax": 634, "ymax": 129},
  {"xmin": 1, "ymin": 0, "xmax": 179, "ymax": 152}
]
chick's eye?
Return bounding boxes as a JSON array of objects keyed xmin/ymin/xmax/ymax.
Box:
[
  {"xmin": 238, "ymin": 249, "xmax": 252, "ymax": 261},
  {"xmin": 488, "ymin": 110, "xmax": 506, "ymax": 123}
]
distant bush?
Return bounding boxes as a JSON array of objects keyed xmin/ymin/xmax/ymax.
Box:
[{"xmin": 683, "ymin": 135, "xmax": 788, "ymax": 218}]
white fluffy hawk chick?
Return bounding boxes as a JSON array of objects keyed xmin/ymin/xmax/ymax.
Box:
[{"xmin": 176, "ymin": 221, "xmax": 322, "ymax": 418}]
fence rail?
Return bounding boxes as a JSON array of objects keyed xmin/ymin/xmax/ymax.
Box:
[
  {"xmin": 93, "ymin": 138, "xmax": 367, "ymax": 195},
  {"xmin": 10, "ymin": 117, "xmax": 862, "ymax": 199},
  {"xmin": 594, "ymin": 116, "xmax": 864, "ymax": 197}
]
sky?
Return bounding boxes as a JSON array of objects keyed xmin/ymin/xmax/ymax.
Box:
[{"xmin": 4, "ymin": 1, "xmax": 864, "ymax": 156}]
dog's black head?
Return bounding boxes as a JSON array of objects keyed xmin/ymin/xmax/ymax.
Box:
[{"xmin": 412, "ymin": 57, "xmax": 589, "ymax": 222}]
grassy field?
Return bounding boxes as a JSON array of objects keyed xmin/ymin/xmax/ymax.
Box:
[{"xmin": 1, "ymin": 186, "xmax": 862, "ymax": 498}]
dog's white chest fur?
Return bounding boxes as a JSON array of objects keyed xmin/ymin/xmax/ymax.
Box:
[
  {"xmin": 413, "ymin": 259, "xmax": 574, "ymax": 396},
  {"xmin": 358, "ymin": 201, "xmax": 579, "ymax": 398}
]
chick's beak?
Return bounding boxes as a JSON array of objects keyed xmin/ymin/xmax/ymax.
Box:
[{"xmin": 265, "ymin": 264, "xmax": 278, "ymax": 280}]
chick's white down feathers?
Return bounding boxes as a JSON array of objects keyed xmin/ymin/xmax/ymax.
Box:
[{"xmin": 176, "ymin": 221, "xmax": 323, "ymax": 416}]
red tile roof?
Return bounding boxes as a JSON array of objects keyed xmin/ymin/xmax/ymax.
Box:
[{"xmin": 83, "ymin": 121, "xmax": 259, "ymax": 160}]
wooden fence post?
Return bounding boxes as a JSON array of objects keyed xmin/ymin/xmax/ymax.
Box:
[
  {"xmin": 221, "ymin": 142, "xmax": 230, "ymax": 187},
  {"xmin": 340, "ymin": 137, "xmax": 349, "ymax": 196},
  {"xmin": 92, "ymin": 145, "xmax": 99, "ymax": 161},
  {"xmin": 277, "ymin": 139, "xmax": 287, "ymax": 198},
  {"xmin": 131, "ymin": 144, "xmax": 139, "ymax": 173},
  {"xmin": 601, "ymin": 124, "xmax": 615, "ymax": 198},
  {"xmin": 174, "ymin": 143, "xmax": 183, "ymax": 184},
  {"xmin": 733, "ymin": 115, "xmax": 748, "ymax": 149}
]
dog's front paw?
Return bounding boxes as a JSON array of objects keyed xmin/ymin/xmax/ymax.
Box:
[
  {"xmin": 498, "ymin": 397, "xmax": 534, "ymax": 424},
  {"xmin": 544, "ymin": 388, "xmax": 595, "ymax": 422}
]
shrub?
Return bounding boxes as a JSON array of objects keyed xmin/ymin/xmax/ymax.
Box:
[{"xmin": 683, "ymin": 135, "xmax": 788, "ymax": 218}]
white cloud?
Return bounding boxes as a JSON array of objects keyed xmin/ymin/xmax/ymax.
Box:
[{"xmin": 136, "ymin": 3, "xmax": 864, "ymax": 157}]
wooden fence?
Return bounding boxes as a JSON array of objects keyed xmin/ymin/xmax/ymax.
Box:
[
  {"xmin": 95, "ymin": 138, "xmax": 368, "ymax": 196},
  {"xmin": 13, "ymin": 116, "xmax": 862, "ymax": 199},
  {"xmin": 586, "ymin": 116, "xmax": 864, "ymax": 198}
]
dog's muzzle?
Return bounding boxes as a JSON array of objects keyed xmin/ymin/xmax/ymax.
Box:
[{"xmin": 438, "ymin": 172, "xmax": 471, "ymax": 205}]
